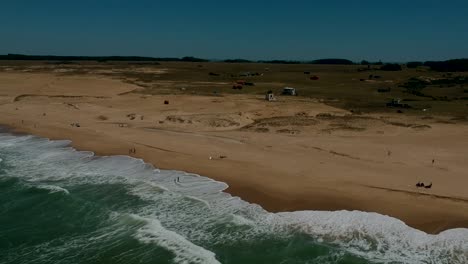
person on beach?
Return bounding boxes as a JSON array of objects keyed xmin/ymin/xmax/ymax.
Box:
[{"xmin": 129, "ymin": 148, "xmax": 136, "ymax": 155}]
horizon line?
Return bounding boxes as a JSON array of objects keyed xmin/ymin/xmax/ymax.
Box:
[{"xmin": 1, "ymin": 53, "xmax": 467, "ymax": 64}]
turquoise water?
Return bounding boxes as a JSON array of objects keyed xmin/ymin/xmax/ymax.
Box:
[{"xmin": 0, "ymin": 132, "xmax": 467, "ymax": 264}]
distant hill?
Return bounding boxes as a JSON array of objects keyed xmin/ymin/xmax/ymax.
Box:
[
  {"xmin": 257, "ymin": 60, "xmax": 301, "ymax": 64},
  {"xmin": 424, "ymin": 59, "xmax": 468, "ymax": 72},
  {"xmin": 256, "ymin": 59, "xmax": 354, "ymax": 65},
  {"xmin": 310, "ymin": 59, "xmax": 354, "ymax": 65},
  {"xmin": 380, "ymin": 63, "xmax": 402, "ymax": 71},
  {"xmin": 12, "ymin": 54, "xmax": 467, "ymax": 70},
  {"xmin": 406, "ymin": 61, "xmax": 423, "ymax": 68},
  {"xmin": 0, "ymin": 54, "xmax": 208, "ymax": 62},
  {"xmin": 223, "ymin": 59, "xmax": 253, "ymax": 63}
]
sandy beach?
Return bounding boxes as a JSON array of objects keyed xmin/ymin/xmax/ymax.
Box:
[{"xmin": 1, "ymin": 70, "xmax": 467, "ymax": 234}]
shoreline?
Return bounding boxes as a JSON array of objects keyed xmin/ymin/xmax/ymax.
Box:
[
  {"xmin": 4, "ymin": 122, "xmax": 468, "ymax": 235},
  {"xmin": 4, "ymin": 126, "xmax": 468, "ymax": 264},
  {"xmin": 1, "ymin": 71, "xmax": 468, "ymax": 234}
]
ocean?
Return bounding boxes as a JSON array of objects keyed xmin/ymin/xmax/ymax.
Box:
[{"xmin": 0, "ymin": 131, "xmax": 467, "ymax": 264}]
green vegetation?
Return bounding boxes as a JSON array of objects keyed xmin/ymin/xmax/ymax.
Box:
[
  {"xmin": 0, "ymin": 54, "xmax": 160, "ymax": 61},
  {"xmin": 3, "ymin": 54, "xmax": 468, "ymax": 72},
  {"xmin": 400, "ymin": 78, "xmax": 428, "ymax": 96},
  {"xmin": 380, "ymin": 63, "xmax": 402, "ymax": 71},
  {"xmin": 406, "ymin": 62, "xmax": 423, "ymax": 68},
  {"xmin": 1, "ymin": 60, "xmax": 467, "ymax": 117},
  {"xmin": 0, "ymin": 54, "xmax": 354, "ymax": 65},
  {"xmin": 0, "ymin": 54, "xmax": 208, "ymax": 62},
  {"xmin": 399, "ymin": 76, "xmax": 468, "ymax": 104},
  {"xmin": 258, "ymin": 60, "xmax": 302, "ymax": 64},
  {"xmin": 424, "ymin": 59, "xmax": 468, "ymax": 72},
  {"xmin": 180, "ymin": 56, "xmax": 209, "ymax": 62},
  {"xmin": 224, "ymin": 59, "xmax": 253, "ymax": 63},
  {"xmin": 311, "ymin": 59, "xmax": 354, "ymax": 65}
]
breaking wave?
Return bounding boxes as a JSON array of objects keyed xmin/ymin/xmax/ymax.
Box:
[{"xmin": 0, "ymin": 132, "xmax": 467, "ymax": 264}]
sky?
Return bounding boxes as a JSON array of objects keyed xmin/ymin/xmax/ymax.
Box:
[{"xmin": 1, "ymin": 0, "xmax": 467, "ymax": 62}]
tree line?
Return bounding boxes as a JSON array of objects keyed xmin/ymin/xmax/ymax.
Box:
[
  {"xmin": 0, "ymin": 54, "xmax": 209, "ymax": 62},
  {"xmin": 1, "ymin": 54, "xmax": 467, "ymax": 71}
]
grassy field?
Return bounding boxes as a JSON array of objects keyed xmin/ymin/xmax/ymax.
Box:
[{"xmin": 1, "ymin": 60, "xmax": 467, "ymax": 117}]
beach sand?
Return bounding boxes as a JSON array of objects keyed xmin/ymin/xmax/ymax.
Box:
[{"xmin": 1, "ymin": 71, "xmax": 467, "ymax": 234}]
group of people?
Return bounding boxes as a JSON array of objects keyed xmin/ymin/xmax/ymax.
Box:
[
  {"xmin": 415, "ymin": 182, "xmax": 432, "ymax": 189},
  {"xmin": 415, "ymin": 159, "xmax": 435, "ymax": 189}
]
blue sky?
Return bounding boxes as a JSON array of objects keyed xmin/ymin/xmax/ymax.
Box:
[{"xmin": 1, "ymin": 0, "xmax": 467, "ymax": 62}]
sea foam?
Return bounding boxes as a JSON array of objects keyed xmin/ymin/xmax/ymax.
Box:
[
  {"xmin": 131, "ymin": 214, "xmax": 221, "ymax": 264},
  {"xmin": 36, "ymin": 184, "xmax": 70, "ymax": 195},
  {"xmin": 1, "ymin": 132, "xmax": 467, "ymax": 264}
]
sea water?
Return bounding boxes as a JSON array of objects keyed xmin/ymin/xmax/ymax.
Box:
[{"xmin": 0, "ymin": 132, "xmax": 467, "ymax": 264}]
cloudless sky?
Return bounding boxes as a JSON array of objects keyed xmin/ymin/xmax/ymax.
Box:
[{"xmin": 1, "ymin": 0, "xmax": 467, "ymax": 62}]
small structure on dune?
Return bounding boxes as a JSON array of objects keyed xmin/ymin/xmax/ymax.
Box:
[
  {"xmin": 281, "ymin": 87, "xmax": 298, "ymax": 96},
  {"xmin": 265, "ymin": 90, "xmax": 276, "ymax": 101},
  {"xmin": 386, "ymin": 98, "xmax": 410, "ymax": 108},
  {"xmin": 238, "ymin": 72, "xmax": 260, "ymax": 77}
]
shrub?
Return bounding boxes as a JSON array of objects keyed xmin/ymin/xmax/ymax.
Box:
[
  {"xmin": 406, "ymin": 61, "xmax": 423, "ymax": 68},
  {"xmin": 380, "ymin": 63, "xmax": 402, "ymax": 71}
]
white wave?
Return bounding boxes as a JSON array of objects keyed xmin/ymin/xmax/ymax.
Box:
[
  {"xmin": 276, "ymin": 210, "xmax": 468, "ymax": 264},
  {"xmin": 184, "ymin": 195, "xmax": 211, "ymax": 209},
  {"xmin": 2, "ymin": 132, "xmax": 468, "ymax": 264},
  {"xmin": 229, "ymin": 214, "xmax": 255, "ymax": 227},
  {"xmin": 37, "ymin": 185, "xmax": 70, "ymax": 195},
  {"xmin": 0, "ymin": 134, "xmax": 34, "ymax": 147},
  {"xmin": 131, "ymin": 214, "xmax": 220, "ymax": 264}
]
